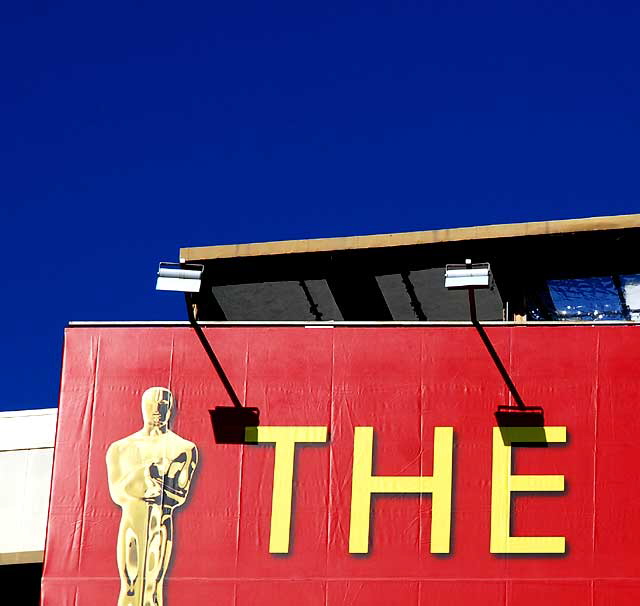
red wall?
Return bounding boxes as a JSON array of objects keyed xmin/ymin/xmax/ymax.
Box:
[{"xmin": 42, "ymin": 326, "xmax": 640, "ymax": 605}]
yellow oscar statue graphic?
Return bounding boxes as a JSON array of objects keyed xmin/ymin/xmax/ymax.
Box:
[{"xmin": 106, "ymin": 387, "xmax": 198, "ymax": 606}]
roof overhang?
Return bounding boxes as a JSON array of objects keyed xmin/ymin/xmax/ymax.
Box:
[{"xmin": 180, "ymin": 213, "xmax": 640, "ymax": 262}]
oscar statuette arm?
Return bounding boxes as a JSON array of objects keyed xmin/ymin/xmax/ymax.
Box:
[
  {"xmin": 106, "ymin": 442, "xmax": 151, "ymax": 505},
  {"xmin": 149, "ymin": 446, "xmax": 198, "ymax": 507}
]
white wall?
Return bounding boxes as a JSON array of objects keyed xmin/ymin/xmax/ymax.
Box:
[{"xmin": 0, "ymin": 409, "xmax": 56, "ymax": 565}]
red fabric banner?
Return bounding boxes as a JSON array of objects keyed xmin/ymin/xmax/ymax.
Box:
[{"xmin": 41, "ymin": 326, "xmax": 640, "ymax": 604}]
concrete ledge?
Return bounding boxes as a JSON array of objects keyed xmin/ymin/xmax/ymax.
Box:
[{"xmin": 0, "ymin": 551, "xmax": 44, "ymax": 565}]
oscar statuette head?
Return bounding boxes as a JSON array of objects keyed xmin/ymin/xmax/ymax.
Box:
[{"xmin": 141, "ymin": 387, "xmax": 174, "ymax": 433}]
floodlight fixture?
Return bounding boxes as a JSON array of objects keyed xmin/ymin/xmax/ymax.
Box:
[
  {"xmin": 445, "ymin": 259, "xmax": 491, "ymax": 290},
  {"xmin": 156, "ymin": 262, "xmax": 203, "ymax": 293}
]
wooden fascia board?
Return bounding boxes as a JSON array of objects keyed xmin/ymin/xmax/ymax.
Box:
[{"xmin": 180, "ymin": 213, "xmax": 640, "ymax": 262}]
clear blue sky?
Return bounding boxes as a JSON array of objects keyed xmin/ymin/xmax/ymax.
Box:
[{"xmin": 2, "ymin": 2, "xmax": 639, "ymax": 410}]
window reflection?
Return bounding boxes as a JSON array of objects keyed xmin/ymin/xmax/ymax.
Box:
[
  {"xmin": 547, "ymin": 277, "xmax": 622, "ymax": 321},
  {"xmin": 527, "ymin": 274, "xmax": 640, "ymax": 321}
]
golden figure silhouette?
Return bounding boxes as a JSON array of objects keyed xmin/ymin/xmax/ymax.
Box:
[{"xmin": 106, "ymin": 387, "xmax": 198, "ymax": 606}]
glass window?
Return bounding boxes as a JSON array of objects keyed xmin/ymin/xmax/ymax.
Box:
[
  {"xmin": 547, "ymin": 277, "xmax": 624, "ymax": 321},
  {"xmin": 620, "ymin": 274, "xmax": 640, "ymax": 321}
]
